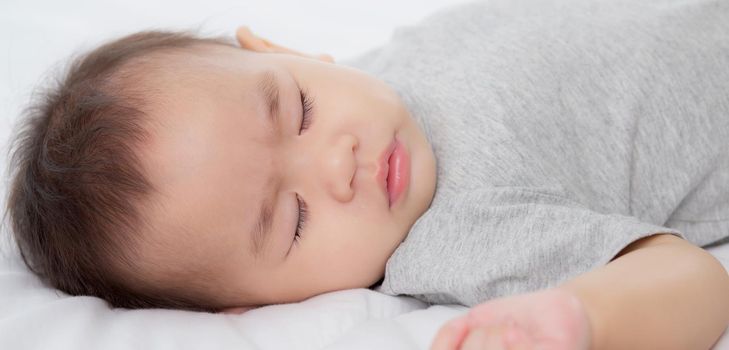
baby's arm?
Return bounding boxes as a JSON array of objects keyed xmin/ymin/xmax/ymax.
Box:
[
  {"xmin": 432, "ymin": 234, "xmax": 729, "ymax": 350},
  {"xmin": 561, "ymin": 233, "xmax": 729, "ymax": 349}
]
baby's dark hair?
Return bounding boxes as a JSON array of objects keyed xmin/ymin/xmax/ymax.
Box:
[{"xmin": 5, "ymin": 30, "xmax": 236, "ymax": 312}]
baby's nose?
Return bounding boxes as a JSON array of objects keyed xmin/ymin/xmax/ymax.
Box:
[{"xmin": 322, "ymin": 134, "xmax": 358, "ymax": 202}]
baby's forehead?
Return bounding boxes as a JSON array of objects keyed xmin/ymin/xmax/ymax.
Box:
[
  {"xmin": 114, "ymin": 42, "xmax": 250, "ymax": 90},
  {"xmin": 158, "ymin": 42, "xmax": 258, "ymax": 73},
  {"xmin": 123, "ymin": 45, "xmax": 265, "ymax": 119},
  {"xmin": 132, "ymin": 46, "xmax": 273, "ymax": 252}
]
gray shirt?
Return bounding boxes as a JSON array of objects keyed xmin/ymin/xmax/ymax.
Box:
[{"xmin": 341, "ymin": 0, "xmax": 729, "ymax": 307}]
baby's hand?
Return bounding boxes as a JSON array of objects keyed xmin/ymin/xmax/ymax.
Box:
[{"xmin": 430, "ymin": 288, "xmax": 591, "ymax": 350}]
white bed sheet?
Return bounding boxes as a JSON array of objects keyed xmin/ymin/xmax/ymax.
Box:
[
  {"xmin": 2, "ymin": 238, "xmax": 728, "ymax": 350},
  {"xmin": 1, "ymin": 1, "xmax": 727, "ymax": 349}
]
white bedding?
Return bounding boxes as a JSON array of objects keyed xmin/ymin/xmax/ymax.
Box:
[
  {"xmin": 1, "ymin": 1, "xmax": 727, "ymax": 349},
  {"xmin": 1, "ymin": 238, "xmax": 728, "ymax": 350}
]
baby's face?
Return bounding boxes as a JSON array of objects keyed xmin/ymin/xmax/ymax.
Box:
[{"xmin": 137, "ymin": 43, "xmax": 436, "ymax": 307}]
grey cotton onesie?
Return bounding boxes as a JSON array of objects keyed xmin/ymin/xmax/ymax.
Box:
[{"xmin": 341, "ymin": 0, "xmax": 729, "ymax": 307}]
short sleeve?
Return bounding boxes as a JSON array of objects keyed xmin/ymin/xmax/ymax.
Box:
[{"xmin": 375, "ymin": 187, "xmax": 684, "ymax": 307}]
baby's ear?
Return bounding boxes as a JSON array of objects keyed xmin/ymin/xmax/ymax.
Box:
[
  {"xmin": 236, "ymin": 26, "xmax": 273, "ymax": 53},
  {"xmin": 219, "ymin": 305, "xmax": 257, "ymax": 315},
  {"xmin": 235, "ymin": 26, "xmax": 334, "ymax": 63}
]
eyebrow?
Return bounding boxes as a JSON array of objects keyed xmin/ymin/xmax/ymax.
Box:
[
  {"xmin": 250, "ymin": 176, "xmax": 280, "ymax": 259},
  {"xmin": 257, "ymin": 70, "xmax": 281, "ymax": 137},
  {"xmin": 249, "ymin": 71, "xmax": 283, "ymax": 259}
]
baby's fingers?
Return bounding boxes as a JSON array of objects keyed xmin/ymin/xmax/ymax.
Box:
[
  {"xmin": 461, "ymin": 328, "xmax": 505, "ymax": 350},
  {"xmin": 431, "ymin": 317, "xmax": 470, "ymax": 350},
  {"xmin": 461, "ymin": 325, "xmax": 534, "ymax": 350}
]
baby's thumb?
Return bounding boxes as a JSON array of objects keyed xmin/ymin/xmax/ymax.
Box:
[{"xmin": 430, "ymin": 317, "xmax": 469, "ymax": 350}]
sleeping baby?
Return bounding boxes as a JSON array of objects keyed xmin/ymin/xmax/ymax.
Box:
[{"xmin": 6, "ymin": 0, "xmax": 729, "ymax": 349}]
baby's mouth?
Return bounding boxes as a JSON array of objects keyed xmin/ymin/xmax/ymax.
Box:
[
  {"xmin": 385, "ymin": 138, "xmax": 410, "ymax": 207},
  {"xmin": 376, "ymin": 139, "xmax": 397, "ymax": 204}
]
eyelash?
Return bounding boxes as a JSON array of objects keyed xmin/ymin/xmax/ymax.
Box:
[
  {"xmin": 295, "ymin": 194, "xmax": 307, "ymax": 244},
  {"xmin": 299, "ymin": 89, "xmax": 314, "ymax": 134},
  {"xmin": 294, "ymin": 88, "xmax": 314, "ymax": 245}
]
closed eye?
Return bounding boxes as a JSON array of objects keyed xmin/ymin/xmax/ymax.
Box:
[
  {"xmin": 294, "ymin": 194, "xmax": 307, "ymax": 245},
  {"xmin": 299, "ymin": 88, "xmax": 314, "ymax": 134},
  {"xmin": 291, "ymin": 88, "xmax": 314, "ymax": 249}
]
